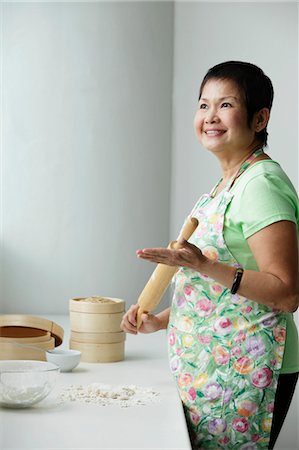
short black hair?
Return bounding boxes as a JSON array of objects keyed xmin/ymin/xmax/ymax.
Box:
[{"xmin": 199, "ymin": 61, "xmax": 274, "ymax": 146}]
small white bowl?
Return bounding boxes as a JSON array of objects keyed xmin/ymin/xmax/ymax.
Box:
[{"xmin": 46, "ymin": 349, "xmax": 81, "ymax": 372}]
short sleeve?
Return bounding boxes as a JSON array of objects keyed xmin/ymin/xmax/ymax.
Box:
[{"xmin": 239, "ymin": 173, "xmax": 298, "ymax": 239}]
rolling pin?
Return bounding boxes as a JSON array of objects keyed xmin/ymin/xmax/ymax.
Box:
[{"xmin": 136, "ymin": 217, "xmax": 198, "ymax": 329}]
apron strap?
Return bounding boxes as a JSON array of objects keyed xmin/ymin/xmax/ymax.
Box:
[{"xmin": 227, "ymin": 148, "xmax": 264, "ymax": 191}]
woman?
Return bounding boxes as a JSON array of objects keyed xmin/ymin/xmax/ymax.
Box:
[{"xmin": 121, "ymin": 61, "xmax": 299, "ymax": 449}]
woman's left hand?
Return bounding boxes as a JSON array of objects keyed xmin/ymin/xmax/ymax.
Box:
[{"xmin": 136, "ymin": 238, "xmax": 207, "ymax": 271}]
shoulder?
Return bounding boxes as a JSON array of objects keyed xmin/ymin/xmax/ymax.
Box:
[
  {"xmin": 233, "ymin": 160, "xmax": 298, "ymax": 203},
  {"xmin": 229, "ymin": 160, "xmax": 298, "ymax": 238}
]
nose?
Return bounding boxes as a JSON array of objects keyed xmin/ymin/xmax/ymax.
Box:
[{"xmin": 204, "ymin": 107, "xmax": 219, "ymax": 124}]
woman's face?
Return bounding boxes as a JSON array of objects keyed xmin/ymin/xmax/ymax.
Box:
[{"xmin": 194, "ymin": 78, "xmax": 257, "ymax": 154}]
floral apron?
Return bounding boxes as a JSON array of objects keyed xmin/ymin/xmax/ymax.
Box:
[{"xmin": 167, "ymin": 150, "xmax": 286, "ymax": 450}]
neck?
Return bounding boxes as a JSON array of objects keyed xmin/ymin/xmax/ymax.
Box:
[{"xmin": 217, "ymin": 143, "xmax": 263, "ymax": 182}]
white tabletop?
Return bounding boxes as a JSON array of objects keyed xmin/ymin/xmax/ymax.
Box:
[{"xmin": 0, "ymin": 315, "xmax": 191, "ymax": 450}]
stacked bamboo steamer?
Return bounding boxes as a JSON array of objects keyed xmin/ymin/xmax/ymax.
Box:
[
  {"xmin": 0, "ymin": 315, "xmax": 64, "ymax": 361},
  {"xmin": 69, "ymin": 297, "xmax": 126, "ymax": 362}
]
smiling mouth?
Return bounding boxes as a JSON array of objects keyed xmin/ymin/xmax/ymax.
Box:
[{"xmin": 205, "ymin": 130, "xmax": 226, "ymax": 136}]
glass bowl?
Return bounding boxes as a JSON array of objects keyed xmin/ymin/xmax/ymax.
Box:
[{"xmin": 0, "ymin": 360, "xmax": 60, "ymax": 408}]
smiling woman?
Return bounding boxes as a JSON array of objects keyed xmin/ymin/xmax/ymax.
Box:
[
  {"xmin": 195, "ymin": 80, "xmax": 258, "ymax": 155},
  {"xmin": 121, "ymin": 61, "xmax": 299, "ymax": 450}
]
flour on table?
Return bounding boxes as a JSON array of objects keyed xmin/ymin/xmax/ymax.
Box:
[{"xmin": 58, "ymin": 383, "xmax": 160, "ymax": 408}]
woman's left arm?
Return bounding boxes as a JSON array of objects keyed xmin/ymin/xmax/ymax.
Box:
[
  {"xmin": 137, "ymin": 220, "xmax": 299, "ymax": 312},
  {"xmin": 242, "ymin": 220, "xmax": 298, "ymax": 311}
]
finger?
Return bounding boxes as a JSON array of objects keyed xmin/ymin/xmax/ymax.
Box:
[
  {"xmin": 127, "ymin": 304, "xmax": 139, "ymax": 326},
  {"xmin": 122, "ymin": 324, "xmax": 137, "ymax": 335},
  {"xmin": 137, "ymin": 254, "xmax": 167, "ymax": 264},
  {"xmin": 121, "ymin": 316, "xmax": 137, "ymax": 334},
  {"xmin": 137, "ymin": 250, "xmax": 175, "ymax": 265},
  {"xmin": 136, "ymin": 248, "xmax": 170, "ymax": 257},
  {"xmin": 121, "ymin": 304, "xmax": 139, "ymax": 331},
  {"xmin": 141, "ymin": 313, "xmax": 150, "ymax": 322}
]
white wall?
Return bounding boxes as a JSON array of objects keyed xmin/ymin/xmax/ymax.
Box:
[
  {"xmin": 0, "ymin": 1, "xmax": 174, "ymax": 314},
  {"xmin": 171, "ymin": 3, "xmax": 298, "ymax": 450}
]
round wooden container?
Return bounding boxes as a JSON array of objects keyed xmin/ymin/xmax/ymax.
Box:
[
  {"xmin": 70, "ymin": 297, "xmax": 125, "ymax": 313},
  {"xmin": 69, "ymin": 297, "xmax": 125, "ymax": 333},
  {"xmin": 0, "ymin": 315, "xmax": 64, "ymax": 361},
  {"xmin": 0, "ymin": 315, "xmax": 64, "ymax": 346},
  {"xmin": 70, "ymin": 311, "xmax": 124, "ymax": 333},
  {"xmin": 0, "ymin": 337, "xmax": 55, "ymax": 361},
  {"xmin": 70, "ymin": 340, "xmax": 125, "ymax": 363},
  {"xmin": 69, "ymin": 297, "xmax": 126, "ymax": 362},
  {"xmin": 70, "ymin": 330, "xmax": 125, "ymax": 344},
  {"xmin": 0, "ymin": 327, "xmax": 51, "ymax": 340}
]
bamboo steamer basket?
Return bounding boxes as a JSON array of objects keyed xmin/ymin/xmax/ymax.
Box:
[
  {"xmin": 69, "ymin": 297, "xmax": 126, "ymax": 362},
  {"xmin": 70, "ymin": 330, "xmax": 125, "ymax": 344},
  {"xmin": 70, "ymin": 311, "xmax": 124, "ymax": 333},
  {"xmin": 0, "ymin": 339, "xmax": 55, "ymax": 361},
  {"xmin": 69, "ymin": 297, "xmax": 125, "ymax": 333},
  {"xmin": 0, "ymin": 327, "xmax": 51, "ymax": 340},
  {"xmin": 0, "ymin": 315, "xmax": 64, "ymax": 346},
  {"xmin": 70, "ymin": 340, "xmax": 125, "ymax": 363},
  {"xmin": 70, "ymin": 297, "xmax": 125, "ymax": 314},
  {"xmin": 0, "ymin": 315, "xmax": 64, "ymax": 361}
]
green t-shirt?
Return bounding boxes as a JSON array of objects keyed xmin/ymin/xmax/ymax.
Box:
[{"xmin": 224, "ymin": 160, "xmax": 299, "ymax": 374}]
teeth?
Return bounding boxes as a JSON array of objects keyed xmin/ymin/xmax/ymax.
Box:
[{"xmin": 205, "ymin": 130, "xmax": 224, "ymax": 136}]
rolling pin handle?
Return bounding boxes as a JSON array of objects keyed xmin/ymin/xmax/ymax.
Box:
[
  {"xmin": 169, "ymin": 239, "xmax": 186, "ymax": 250},
  {"xmin": 136, "ymin": 216, "xmax": 199, "ymax": 330},
  {"xmin": 169, "ymin": 239, "xmax": 178, "ymax": 249}
]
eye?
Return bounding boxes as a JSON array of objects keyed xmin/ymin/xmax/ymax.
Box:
[
  {"xmin": 199, "ymin": 103, "xmax": 208, "ymax": 109},
  {"xmin": 221, "ymin": 102, "xmax": 232, "ymax": 108}
]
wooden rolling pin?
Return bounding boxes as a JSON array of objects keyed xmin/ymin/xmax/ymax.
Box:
[{"xmin": 136, "ymin": 217, "xmax": 198, "ymax": 329}]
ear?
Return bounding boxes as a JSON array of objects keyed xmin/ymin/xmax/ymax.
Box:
[{"xmin": 252, "ymin": 108, "xmax": 270, "ymax": 132}]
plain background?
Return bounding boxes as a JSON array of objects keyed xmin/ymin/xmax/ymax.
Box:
[{"xmin": 0, "ymin": 2, "xmax": 298, "ymax": 449}]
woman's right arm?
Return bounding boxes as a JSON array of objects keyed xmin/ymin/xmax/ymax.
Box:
[{"xmin": 121, "ymin": 305, "xmax": 171, "ymax": 335}]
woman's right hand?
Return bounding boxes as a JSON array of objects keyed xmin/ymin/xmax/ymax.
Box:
[{"xmin": 120, "ymin": 304, "xmax": 163, "ymax": 335}]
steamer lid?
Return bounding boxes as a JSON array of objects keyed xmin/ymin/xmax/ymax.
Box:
[{"xmin": 0, "ymin": 315, "xmax": 64, "ymax": 347}]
